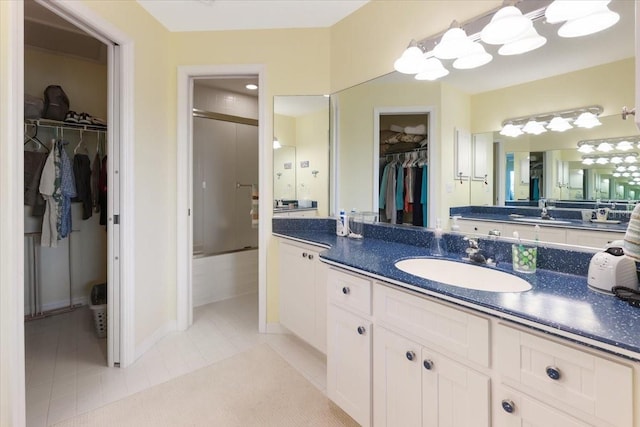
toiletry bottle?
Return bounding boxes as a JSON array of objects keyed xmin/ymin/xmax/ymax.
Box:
[
  {"xmin": 336, "ymin": 209, "xmax": 348, "ymax": 236},
  {"xmin": 451, "ymin": 216, "xmax": 460, "ymax": 232},
  {"xmin": 431, "ymin": 218, "xmax": 447, "ymax": 256}
]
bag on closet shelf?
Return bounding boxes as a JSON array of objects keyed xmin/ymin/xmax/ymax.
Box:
[
  {"xmin": 42, "ymin": 85, "xmax": 70, "ymax": 121},
  {"xmin": 24, "ymin": 93, "xmax": 44, "ymax": 119}
]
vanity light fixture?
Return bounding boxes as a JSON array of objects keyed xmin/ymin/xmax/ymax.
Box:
[
  {"xmin": 498, "ymin": 26, "xmax": 547, "ymax": 56},
  {"xmin": 582, "ymin": 158, "xmax": 595, "ymax": 165},
  {"xmin": 577, "ymin": 136, "xmax": 640, "ymax": 155},
  {"xmin": 596, "ymin": 142, "xmax": 613, "ymax": 152},
  {"xmin": 452, "ymin": 42, "xmax": 493, "ymax": 70},
  {"xmin": 394, "ymin": 40, "xmax": 428, "ymax": 74},
  {"xmin": 480, "ymin": 5, "xmax": 533, "ymax": 45},
  {"xmin": 577, "ymin": 142, "xmax": 594, "ymax": 154},
  {"xmin": 245, "ymin": 84, "xmax": 258, "ymax": 90},
  {"xmin": 595, "ymin": 157, "xmax": 609, "ymax": 165},
  {"xmin": 582, "ymin": 153, "xmax": 638, "ymax": 166},
  {"xmin": 616, "ymin": 166, "xmax": 627, "ymax": 172},
  {"xmin": 433, "ymin": 25, "xmax": 475, "ymax": 60},
  {"xmin": 613, "ymin": 172, "xmax": 622, "ymax": 177},
  {"xmin": 273, "ymin": 137, "xmax": 281, "ymax": 149},
  {"xmin": 610, "ymin": 156, "xmax": 623, "ymax": 164},
  {"xmin": 617, "ymin": 140, "xmax": 634, "ymax": 151},
  {"xmin": 545, "ymin": 0, "xmax": 620, "ymax": 38}
]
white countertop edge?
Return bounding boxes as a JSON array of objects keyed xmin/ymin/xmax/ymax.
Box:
[
  {"xmin": 320, "ymin": 258, "xmax": 640, "ymax": 362},
  {"xmin": 273, "ymin": 233, "xmax": 331, "ymax": 249}
]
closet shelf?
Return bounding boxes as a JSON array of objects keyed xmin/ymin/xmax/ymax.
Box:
[{"xmin": 25, "ymin": 118, "xmax": 107, "ymax": 132}]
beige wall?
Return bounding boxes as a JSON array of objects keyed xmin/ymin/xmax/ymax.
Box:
[{"xmin": 296, "ymin": 108, "xmax": 330, "ymax": 216}]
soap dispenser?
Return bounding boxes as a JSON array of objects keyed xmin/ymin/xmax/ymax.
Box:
[{"xmin": 430, "ymin": 219, "xmax": 447, "ymax": 256}]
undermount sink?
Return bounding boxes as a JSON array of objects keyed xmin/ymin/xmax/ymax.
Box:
[
  {"xmin": 511, "ymin": 217, "xmax": 572, "ymax": 225},
  {"xmin": 395, "ymin": 258, "xmax": 532, "ymax": 293}
]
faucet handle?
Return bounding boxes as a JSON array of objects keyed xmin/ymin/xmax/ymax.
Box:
[{"xmin": 463, "ymin": 236, "xmax": 479, "ymax": 249}]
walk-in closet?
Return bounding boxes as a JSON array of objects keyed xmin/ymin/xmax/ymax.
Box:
[{"xmin": 378, "ymin": 113, "xmax": 430, "ymax": 226}]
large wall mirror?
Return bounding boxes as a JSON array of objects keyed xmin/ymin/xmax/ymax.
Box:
[
  {"xmin": 331, "ymin": 0, "xmax": 636, "ymax": 226},
  {"xmin": 273, "ymin": 95, "xmax": 330, "ymax": 215}
]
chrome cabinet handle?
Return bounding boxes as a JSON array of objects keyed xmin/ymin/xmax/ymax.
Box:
[
  {"xmin": 357, "ymin": 326, "xmax": 366, "ymax": 335},
  {"xmin": 546, "ymin": 366, "xmax": 561, "ymax": 380},
  {"xmin": 423, "ymin": 359, "xmax": 434, "ymax": 370},
  {"xmin": 308, "ymin": 254, "xmax": 314, "ymax": 260},
  {"xmin": 501, "ymin": 399, "xmax": 515, "ymax": 414},
  {"xmin": 342, "ymin": 286, "xmax": 350, "ymax": 295},
  {"xmin": 302, "ymin": 252, "xmax": 308, "ymax": 258},
  {"xmin": 406, "ymin": 351, "xmax": 416, "ymax": 361}
]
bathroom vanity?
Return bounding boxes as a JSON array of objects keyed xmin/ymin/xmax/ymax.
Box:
[{"xmin": 273, "ymin": 218, "xmax": 640, "ymax": 427}]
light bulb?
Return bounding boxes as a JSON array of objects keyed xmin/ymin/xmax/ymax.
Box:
[
  {"xmin": 394, "ymin": 45, "xmax": 427, "ymax": 74},
  {"xmin": 574, "ymin": 112, "xmax": 601, "ymax": 128},
  {"xmin": 452, "ymin": 42, "xmax": 493, "ymax": 69},
  {"xmin": 577, "ymin": 144, "xmax": 594, "ymax": 153},
  {"xmin": 547, "ymin": 116, "xmax": 572, "ymax": 132},
  {"xmin": 433, "ymin": 27, "xmax": 475, "ymax": 60},
  {"xmin": 616, "ymin": 141, "xmax": 634, "ymax": 151},
  {"xmin": 414, "ymin": 58, "xmax": 449, "ymax": 81},
  {"xmin": 498, "ymin": 27, "xmax": 547, "ymax": 56},
  {"xmin": 480, "ymin": 6, "xmax": 533, "ymax": 45},
  {"xmin": 500, "ymin": 123, "xmax": 523, "ymax": 137},
  {"xmin": 522, "ymin": 120, "xmax": 547, "ymax": 135},
  {"xmin": 596, "ymin": 142, "xmax": 613, "ymax": 152},
  {"xmin": 582, "ymin": 158, "xmax": 594, "ymax": 165},
  {"xmin": 558, "ymin": 4, "xmax": 620, "ymax": 38}
]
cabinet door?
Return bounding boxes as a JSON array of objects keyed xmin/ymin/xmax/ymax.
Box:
[
  {"xmin": 422, "ymin": 347, "xmax": 490, "ymax": 427},
  {"xmin": 373, "ymin": 327, "xmax": 422, "ymax": 427},
  {"xmin": 494, "ymin": 385, "xmax": 590, "ymax": 427},
  {"xmin": 327, "ymin": 304, "xmax": 371, "ymax": 427},
  {"xmin": 502, "ymin": 223, "xmax": 566, "ymax": 244},
  {"xmin": 565, "ymin": 229, "xmax": 624, "ymax": 250},
  {"xmin": 456, "ymin": 220, "xmax": 503, "ymax": 237},
  {"xmin": 313, "ymin": 256, "xmax": 328, "ymax": 353},
  {"xmin": 279, "ymin": 241, "xmax": 316, "ymax": 344}
]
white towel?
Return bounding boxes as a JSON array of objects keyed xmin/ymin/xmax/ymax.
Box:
[
  {"xmin": 404, "ymin": 124, "xmax": 427, "ymax": 135},
  {"xmin": 389, "ymin": 124, "xmax": 404, "ymax": 133}
]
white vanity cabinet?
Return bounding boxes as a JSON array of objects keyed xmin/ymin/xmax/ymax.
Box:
[
  {"xmin": 324, "ymin": 264, "xmax": 639, "ymax": 427},
  {"xmin": 565, "ymin": 229, "xmax": 624, "ymax": 249},
  {"xmin": 501, "ymin": 222, "xmax": 566, "ymax": 244},
  {"xmin": 495, "ymin": 324, "xmax": 633, "ymax": 427},
  {"xmin": 456, "ymin": 219, "xmax": 504, "ymax": 236},
  {"xmin": 326, "ymin": 268, "xmax": 372, "ymax": 427},
  {"xmin": 278, "ymin": 239, "xmax": 327, "ymax": 353},
  {"xmin": 373, "ymin": 326, "xmax": 490, "ymax": 427}
]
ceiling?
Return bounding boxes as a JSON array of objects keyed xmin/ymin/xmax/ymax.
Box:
[{"xmin": 136, "ymin": 0, "xmax": 369, "ymax": 32}]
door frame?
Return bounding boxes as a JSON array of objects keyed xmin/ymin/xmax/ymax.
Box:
[{"xmin": 176, "ymin": 65, "xmax": 267, "ymax": 332}]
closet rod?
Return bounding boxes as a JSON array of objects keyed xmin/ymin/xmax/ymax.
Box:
[{"xmin": 25, "ymin": 118, "xmax": 107, "ymax": 133}]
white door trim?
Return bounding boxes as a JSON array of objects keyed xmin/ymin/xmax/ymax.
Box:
[
  {"xmin": 176, "ymin": 64, "xmax": 267, "ymax": 333},
  {"xmin": 37, "ymin": 0, "xmax": 137, "ymax": 367},
  {"xmin": 0, "ymin": 1, "xmax": 27, "ymax": 424}
]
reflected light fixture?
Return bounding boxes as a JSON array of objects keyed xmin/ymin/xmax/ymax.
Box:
[
  {"xmin": 574, "ymin": 111, "xmax": 602, "ymax": 128},
  {"xmin": 414, "ymin": 58, "xmax": 449, "ymax": 81},
  {"xmin": 273, "ymin": 137, "xmax": 281, "ymax": 149},
  {"xmin": 452, "ymin": 42, "xmax": 493, "ymax": 70},
  {"xmin": 617, "ymin": 140, "xmax": 634, "ymax": 151},
  {"xmin": 480, "ymin": 5, "xmax": 533, "ymax": 45},
  {"xmin": 613, "ymin": 172, "xmax": 622, "ymax": 177},
  {"xmin": 245, "ymin": 84, "xmax": 258, "ymax": 90},
  {"xmin": 499, "ymin": 123, "xmax": 523, "ymax": 137},
  {"xmin": 522, "ymin": 120, "xmax": 547, "ymax": 135},
  {"xmin": 596, "ymin": 142, "xmax": 613, "ymax": 152},
  {"xmin": 546, "ymin": 0, "xmax": 620, "ymax": 38},
  {"xmin": 498, "ymin": 27, "xmax": 547, "ymax": 56},
  {"xmin": 546, "ymin": 116, "xmax": 572, "ymax": 132},
  {"xmin": 577, "ymin": 143, "xmax": 594, "ymax": 154}
]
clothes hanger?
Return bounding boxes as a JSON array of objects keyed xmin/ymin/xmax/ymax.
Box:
[
  {"xmin": 74, "ymin": 130, "xmax": 90, "ymax": 156},
  {"xmin": 23, "ymin": 123, "xmax": 49, "ymax": 153}
]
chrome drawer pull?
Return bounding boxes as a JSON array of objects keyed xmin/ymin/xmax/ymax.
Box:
[
  {"xmin": 423, "ymin": 359, "xmax": 434, "ymax": 370},
  {"xmin": 302, "ymin": 252, "xmax": 308, "ymax": 258},
  {"xmin": 406, "ymin": 351, "xmax": 416, "ymax": 361},
  {"xmin": 357, "ymin": 326, "xmax": 366, "ymax": 335},
  {"xmin": 545, "ymin": 366, "xmax": 561, "ymax": 380},
  {"xmin": 308, "ymin": 254, "xmax": 314, "ymax": 260},
  {"xmin": 342, "ymin": 286, "xmax": 350, "ymax": 295}
]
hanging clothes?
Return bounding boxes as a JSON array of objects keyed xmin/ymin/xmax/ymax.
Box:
[
  {"xmin": 57, "ymin": 141, "xmax": 77, "ymax": 240},
  {"xmin": 385, "ymin": 162, "xmax": 396, "ymax": 224},
  {"xmin": 421, "ymin": 164, "xmax": 428, "ymax": 226},
  {"xmin": 24, "ymin": 150, "xmax": 48, "ymax": 216},
  {"xmin": 395, "ymin": 165, "xmax": 404, "ymax": 224},
  {"xmin": 404, "ymin": 166, "xmax": 414, "ymax": 212},
  {"xmin": 91, "ymin": 152, "xmax": 101, "ymax": 212},
  {"xmin": 39, "ymin": 144, "xmax": 61, "ymax": 247},
  {"xmin": 99, "ymin": 155, "xmax": 108, "ymax": 226},
  {"xmin": 412, "ymin": 166, "xmax": 423, "ymax": 227},
  {"xmin": 73, "ymin": 154, "xmax": 93, "ymax": 220}
]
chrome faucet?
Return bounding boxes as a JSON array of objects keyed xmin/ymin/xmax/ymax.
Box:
[{"xmin": 463, "ymin": 237, "xmax": 487, "ymax": 264}]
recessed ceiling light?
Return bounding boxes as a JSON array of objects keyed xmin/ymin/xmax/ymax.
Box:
[{"xmin": 245, "ymin": 84, "xmax": 258, "ymax": 90}]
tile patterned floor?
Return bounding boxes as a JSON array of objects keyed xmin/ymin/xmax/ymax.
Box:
[{"xmin": 24, "ymin": 292, "xmax": 327, "ymax": 427}]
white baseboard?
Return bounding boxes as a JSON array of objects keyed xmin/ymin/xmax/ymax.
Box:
[
  {"xmin": 25, "ymin": 296, "xmax": 88, "ymax": 314},
  {"xmin": 134, "ymin": 320, "xmax": 177, "ymax": 361},
  {"xmin": 266, "ymin": 322, "xmax": 288, "ymax": 334},
  {"xmin": 194, "ymin": 290, "xmax": 257, "ymax": 308}
]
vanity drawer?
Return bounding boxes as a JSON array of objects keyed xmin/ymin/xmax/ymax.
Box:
[
  {"xmin": 328, "ymin": 268, "xmax": 372, "ymax": 316},
  {"xmin": 495, "ymin": 324, "xmax": 633, "ymax": 427},
  {"xmin": 373, "ymin": 284, "xmax": 489, "ymax": 368}
]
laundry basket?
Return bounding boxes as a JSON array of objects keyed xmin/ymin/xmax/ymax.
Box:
[{"xmin": 89, "ymin": 283, "xmax": 107, "ymax": 338}]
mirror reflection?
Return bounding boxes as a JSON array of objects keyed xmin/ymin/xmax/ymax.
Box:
[
  {"xmin": 331, "ymin": 0, "xmax": 635, "ymax": 227},
  {"xmin": 273, "ymin": 95, "xmax": 330, "ymax": 216}
]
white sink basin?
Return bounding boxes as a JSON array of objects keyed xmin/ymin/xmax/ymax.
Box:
[
  {"xmin": 512, "ymin": 217, "xmax": 572, "ymax": 225},
  {"xmin": 395, "ymin": 258, "xmax": 532, "ymax": 293}
]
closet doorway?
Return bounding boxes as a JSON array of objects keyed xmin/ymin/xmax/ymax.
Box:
[{"xmin": 22, "ymin": 0, "xmax": 126, "ymax": 375}]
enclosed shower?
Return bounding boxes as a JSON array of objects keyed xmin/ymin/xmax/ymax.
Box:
[{"xmin": 191, "ymin": 80, "xmax": 259, "ymax": 306}]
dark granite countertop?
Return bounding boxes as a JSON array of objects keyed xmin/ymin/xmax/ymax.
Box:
[{"xmin": 274, "ymin": 224, "xmax": 640, "ymax": 360}]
